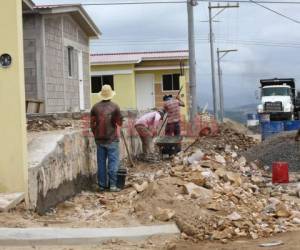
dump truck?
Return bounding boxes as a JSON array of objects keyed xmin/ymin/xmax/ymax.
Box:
[{"xmin": 257, "ymin": 78, "xmax": 300, "ymax": 121}]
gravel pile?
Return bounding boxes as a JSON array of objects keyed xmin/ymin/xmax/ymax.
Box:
[{"xmin": 243, "ymin": 131, "xmax": 300, "ymax": 171}]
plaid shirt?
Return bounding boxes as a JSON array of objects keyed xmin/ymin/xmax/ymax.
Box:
[{"xmin": 164, "ymin": 99, "xmax": 182, "ymax": 123}]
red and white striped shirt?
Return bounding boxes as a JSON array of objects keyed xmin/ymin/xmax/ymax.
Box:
[{"xmin": 164, "ymin": 99, "xmax": 182, "ymax": 123}]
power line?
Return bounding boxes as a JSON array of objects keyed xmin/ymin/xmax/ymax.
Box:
[
  {"xmin": 201, "ymin": 0, "xmax": 300, "ymax": 4},
  {"xmin": 80, "ymin": 1, "xmax": 300, "ymax": 6},
  {"xmin": 81, "ymin": 1, "xmax": 186, "ymax": 6},
  {"xmin": 249, "ymin": 0, "xmax": 300, "ymax": 24}
]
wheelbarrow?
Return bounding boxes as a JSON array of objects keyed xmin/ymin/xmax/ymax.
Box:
[{"xmin": 155, "ymin": 136, "xmax": 183, "ymax": 158}]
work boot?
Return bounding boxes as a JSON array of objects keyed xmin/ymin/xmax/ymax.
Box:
[{"xmin": 109, "ymin": 186, "xmax": 121, "ymax": 192}]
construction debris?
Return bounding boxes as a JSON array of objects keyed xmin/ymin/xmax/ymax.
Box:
[
  {"xmin": 127, "ymin": 126, "xmax": 300, "ymax": 242},
  {"xmin": 1, "ymin": 120, "xmax": 300, "ymax": 245}
]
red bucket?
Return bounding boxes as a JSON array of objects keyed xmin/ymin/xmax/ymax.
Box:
[{"xmin": 272, "ymin": 162, "xmax": 289, "ymax": 184}]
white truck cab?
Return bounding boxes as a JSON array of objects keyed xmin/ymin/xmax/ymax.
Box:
[{"xmin": 257, "ymin": 79, "xmax": 295, "ymax": 120}]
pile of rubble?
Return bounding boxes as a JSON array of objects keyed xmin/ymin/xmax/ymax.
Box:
[
  {"xmin": 127, "ymin": 131, "xmax": 300, "ymax": 242},
  {"xmin": 27, "ymin": 118, "xmax": 73, "ymax": 132},
  {"xmin": 195, "ymin": 123, "xmax": 258, "ymax": 154}
]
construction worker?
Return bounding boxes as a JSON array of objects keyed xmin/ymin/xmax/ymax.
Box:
[
  {"xmin": 163, "ymin": 94, "xmax": 185, "ymax": 136},
  {"xmin": 90, "ymin": 85, "xmax": 123, "ymax": 192},
  {"xmin": 135, "ymin": 110, "xmax": 165, "ymax": 161}
]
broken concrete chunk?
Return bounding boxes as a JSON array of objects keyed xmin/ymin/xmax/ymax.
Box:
[
  {"xmin": 133, "ymin": 181, "xmax": 148, "ymax": 193},
  {"xmin": 250, "ymin": 231, "xmax": 258, "ymax": 239},
  {"xmin": 227, "ymin": 212, "xmax": 242, "ymax": 221},
  {"xmin": 183, "ymin": 183, "xmax": 213, "ymax": 201},
  {"xmin": 212, "ymin": 228, "xmax": 233, "ymax": 240},
  {"xmin": 189, "ymin": 172, "xmax": 206, "ymax": 186},
  {"xmin": 154, "ymin": 207, "xmax": 175, "ymax": 221},
  {"xmin": 275, "ymin": 203, "xmax": 291, "ymax": 218},
  {"xmin": 0, "ymin": 192, "xmax": 24, "ymax": 212},
  {"xmin": 214, "ymin": 154, "xmax": 226, "ymax": 165},
  {"xmin": 188, "ymin": 150, "xmax": 204, "ymax": 164},
  {"xmin": 251, "ymin": 175, "xmax": 264, "ymax": 184}
]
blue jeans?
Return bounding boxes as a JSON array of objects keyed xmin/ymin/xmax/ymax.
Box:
[{"xmin": 96, "ymin": 141, "xmax": 119, "ymax": 188}]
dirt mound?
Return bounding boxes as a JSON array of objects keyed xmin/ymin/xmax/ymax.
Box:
[{"xmin": 243, "ymin": 131, "xmax": 300, "ymax": 171}]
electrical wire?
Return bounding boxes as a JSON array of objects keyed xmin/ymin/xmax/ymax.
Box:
[
  {"xmin": 249, "ymin": 0, "xmax": 300, "ymax": 24},
  {"xmin": 80, "ymin": 1, "xmax": 300, "ymax": 6}
]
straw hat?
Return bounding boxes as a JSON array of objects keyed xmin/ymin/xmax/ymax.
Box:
[{"xmin": 99, "ymin": 84, "xmax": 116, "ymax": 100}]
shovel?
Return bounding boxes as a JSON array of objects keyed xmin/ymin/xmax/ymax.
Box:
[
  {"xmin": 183, "ymin": 127, "xmax": 212, "ymax": 153},
  {"xmin": 120, "ymin": 129, "xmax": 135, "ymax": 168}
]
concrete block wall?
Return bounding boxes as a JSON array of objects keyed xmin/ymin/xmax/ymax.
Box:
[
  {"xmin": 23, "ymin": 13, "xmax": 92, "ymax": 113},
  {"xmin": 44, "ymin": 16, "xmax": 65, "ymax": 112},
  {"xmin": 23, "ymin": 14, "xmax": 44, "ymax": 101}
]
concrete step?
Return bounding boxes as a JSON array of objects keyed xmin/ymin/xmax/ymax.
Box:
[
  {"xmin": 0, "ymin": 192, "xmax": 24, "ymax": 212},
  {"xmin": 0, "ymin": 224, "xmax": 180, "ymax": 246}
]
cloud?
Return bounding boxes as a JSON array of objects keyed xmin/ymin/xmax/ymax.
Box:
[{"xmin": 34, "ymin": 0, "xmax": 300, "ymax": 109}]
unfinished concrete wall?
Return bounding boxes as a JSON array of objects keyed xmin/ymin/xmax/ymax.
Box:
[
  {"xmin": 42, "ymin": 14, "xmax": 91, "ymax": 113},
  {"xmin": 44, "ymin": 15, "xmax": 65, "ymax": 112},
  {"xmin": 27, "ymin": 130, "xmax": 97, "ymax": 214},
  {"xmin": 63, "ymin": 15, "xmax": 91, "ymax": 111},
  {"xmin": 23, "ymin": 14, "xmax": 44, "ymax": 100}
]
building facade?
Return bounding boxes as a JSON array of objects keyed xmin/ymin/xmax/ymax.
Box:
[
  {"xmin": 90, "ymin": 51, "xmax": 190, "ymax": 119},
  {"xmin": 23, "ymin": 4, "xmax": 100, "ymax": 113}
]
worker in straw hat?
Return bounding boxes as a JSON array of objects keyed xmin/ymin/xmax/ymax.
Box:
[{"xmin": 90, "ymin": 84, "xmax": 123, "ymax": 192}]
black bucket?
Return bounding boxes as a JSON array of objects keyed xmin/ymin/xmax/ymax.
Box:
[{"xmin": 116, "ymin": 167, "xmax": 127, "ymax": 189}]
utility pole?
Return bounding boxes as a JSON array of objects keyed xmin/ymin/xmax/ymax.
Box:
[
  {"xmin": 208, "ymin": 2, "xmax": 239, "ymax": 121},
  {"xmin": 217, "ymin": 48, "xmax": 238, "ymax": 122},
  {"xmin": 187, "ymin": 0, "xmax": 198, "ymax": 121},
  {"xmin": 208, "ymin": 2, "xmax": 217, "ymax": 120}
]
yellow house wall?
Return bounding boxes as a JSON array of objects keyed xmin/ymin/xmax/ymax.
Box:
[
  {"xmin": 0, "ymin": 0, "xmax": 28, "ymax": 193},
  {"xmin": 90, "ymin": 64, "xmax": 136, "ymax": 110},
  {"xmin": 136, "ymin": 67, "xmax": 189, "ymax": 120}
]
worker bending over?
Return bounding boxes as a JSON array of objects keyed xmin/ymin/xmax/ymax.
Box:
[{"xmin": 135, "ymin": 110, "xmax": 165, "ymax": 161}]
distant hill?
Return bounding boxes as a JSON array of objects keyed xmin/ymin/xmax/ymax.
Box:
[{"xmin": 225, "ymin": 103, "xmax": 258, "ymax": 124}]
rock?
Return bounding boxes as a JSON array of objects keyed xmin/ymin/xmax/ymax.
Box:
[
  {"xmin": 129, "ymin": 190, "xmax": 137, "ymax": 199},
  {"xmin": 251, "ymin": 175, "xmax": 264, "ymax": 184},
  {"xmin": 189, "ymin": 172, "xmax": 206, "ymax": 186},
  {"xmin": 238, "ymin": 156, "xmax": 247, "ymax": 167},
  {"xmin": 133, "ymin": 181, "xmax": 148, "ymax": 193},
  {"xmin": 176, "ymin": 218, "xmax": 198, "ymax": 236},
  {"xmin": 275, "ymin": 203, "xmax": 291, "ymax": 218},
  {"xmin": 206, "ymin": 202, "xmax": 223, "ymax": 211},
  {"xmin": 227, "ymin": 212, "xmax": 242, "ymax": 221},
  {"xmin": 154, "ymin": 207, "xmax": 175, "ymax": 221},
  {"xmin": 188, "ymin": 150, "xmax": 204, "ymax": 164},
  {"xmin": 215, "ymin": 154, "xmax": 226, "ymax": 165},
  {"xmin": 291, "ymin": 210, "xmax": 300, "ymax": 219},
  {"xmin": 296, "ymin": 183, "xmax": 300, "ymax": 198},
  {"xmin": 292, "ymin": 217, "xmax": 300, "ymax": 224},
  {"xmin": 183, "ymin": 183, "xmax": 213, "ymax": 201},
  {"xmin": 165, "ymin": 242, "xmax": 177, "ymax": 250},
  {"xmin": 212, "ymin": 228, "xmax": 233, "ymax": 240},
  {"xmin": 225, "ymin": 172, "xmax": 242, "ymax": 186},
  {"xmin": 250, "ymin": 231, "xmax": 258, "ymax": 239},
  {"xmin": 215, "ymin": 168, "xmax": 227, "ymax": 178}
]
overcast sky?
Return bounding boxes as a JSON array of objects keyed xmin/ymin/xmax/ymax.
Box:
[{"xmin": 35, "ymin": 0, "xmax": 300, "ymax": 110}]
